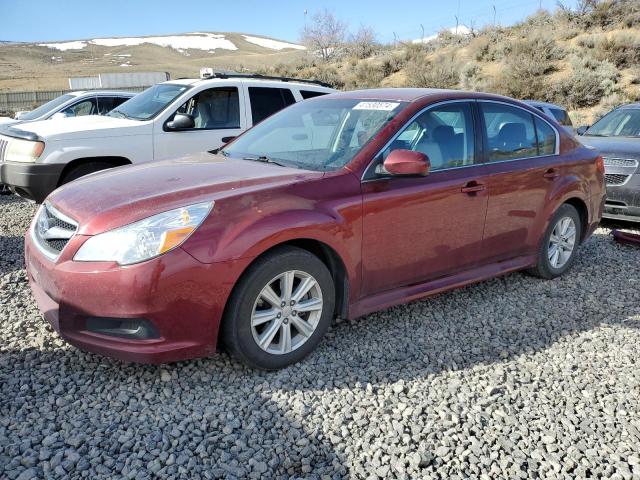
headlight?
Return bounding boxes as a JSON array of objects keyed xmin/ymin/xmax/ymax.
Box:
[
  {"xmin": 74, "ymin": 202, "xmax": 213, "ymax": 265},
  {"xmin": 6, "ymin": 138, "xmax": 45, "ymax": 163}
]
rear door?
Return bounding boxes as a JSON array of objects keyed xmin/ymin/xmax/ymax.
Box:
[
  {"xmin": 153, "ymin": 85, "xmax": 246, "ymax": 161},
  {"xmin": 478, "ymin": 100, "xmax": 562, "ymax": 262}
]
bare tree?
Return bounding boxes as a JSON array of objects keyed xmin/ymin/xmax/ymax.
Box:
[
  {"xmin": 300, "ymin": 10, "xmax": 347, "ymax": 61},
  {"xmin": 347, "ymin": 25, "xmax": 379, "ymax": 59}
]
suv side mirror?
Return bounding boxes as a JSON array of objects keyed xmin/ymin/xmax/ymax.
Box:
[
  {"xmin": 165, "ymin": 113, "xmax": 195, "ymax": 131},
  {"xmin": 383, "ymin": 149, "xmax": 430, "ymax": 176},
  {"xmin": 576, "ymin": 125, "xmax": 589, "ymax": 136}
]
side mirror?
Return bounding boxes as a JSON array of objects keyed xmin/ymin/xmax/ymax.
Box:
[
  {"xmin": 165, "ymin": 113, "xmax": 195, "ymax": 131},
  {"xmin": 383, "ymin": 149, "xmax": 430, "ymax": 176},
  {"xmin": 576, "ymin": 125, "xmax": 589, "ymax": 136}
]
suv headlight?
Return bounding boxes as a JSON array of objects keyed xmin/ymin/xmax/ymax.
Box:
[
  {"xmin": 6, "ymin": 138, "xmax": 45, "ymax": 163},
  {"xmin": 74, "ymin": 202, "xmax": 213, "ymax": 265}
]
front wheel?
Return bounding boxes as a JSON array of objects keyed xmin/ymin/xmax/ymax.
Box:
[
  {"xmin": 221, "ymin": 247, "xmax": 335, "ymax": 370},
  {"xmin": 529, "ymin": 204, "xmax": 582, "ymax": 279}
]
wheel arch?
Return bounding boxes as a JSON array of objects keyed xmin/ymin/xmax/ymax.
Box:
[
  {"xmin": 57, "ymin": 156, "xmax": 131, "ymax": 186},
  {"xmin": 562, "ymin": 196, "xmax": 589, "ymax": 244}
]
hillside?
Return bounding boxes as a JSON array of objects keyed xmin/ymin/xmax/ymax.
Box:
[
  {"xmin": 258, "ymin": 0, "xmax": 640, "ymax": 125},
  {"xmin": 0, "ymin": 32, "xmax": 307, "ymax": 91}
]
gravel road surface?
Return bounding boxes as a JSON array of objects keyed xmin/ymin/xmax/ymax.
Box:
[{"xmin": 1, "ymin": 195, "xmax": 639, "ymax": 479}]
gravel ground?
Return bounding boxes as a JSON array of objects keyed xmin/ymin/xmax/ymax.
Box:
[{"xmin": 1, "ymin": 194, "xmax": 640, "ymax": 480}]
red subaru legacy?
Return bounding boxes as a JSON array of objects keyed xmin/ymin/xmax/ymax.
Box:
[{"xmin": 25, "ymin": 89, "xmax": 605, "ymax": 369}]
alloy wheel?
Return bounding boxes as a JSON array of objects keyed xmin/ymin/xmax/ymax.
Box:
[
  {"xmin": 251, "ymin": 270, "xmax": 323, "ymax": 355},
  {"xmin": 548, "ymin": 216, "xmax": 577, "ymax": 269}
]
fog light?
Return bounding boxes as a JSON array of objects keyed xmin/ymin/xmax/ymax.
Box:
[{"xmin": 85, "ymin": 317, "xmax": 160, "ymax": 340}]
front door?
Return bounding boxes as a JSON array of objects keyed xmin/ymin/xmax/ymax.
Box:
[
  {"xmin": 361, "ymin": 101, "xmax": 489, "ymax": 296},
  {"xmin": 153, "ymin": 86, "xmax": 246, "ymax": 161}
]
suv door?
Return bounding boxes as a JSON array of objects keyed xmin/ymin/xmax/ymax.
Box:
[
  {"xmin": 57, "ymin": 97, "xmax": 98, "ymax": 118},
  {"xmin": 478, "ymin": 100, "xmax": 561, "ymax": 263},
  {"xmin": 96, "ymin": 96, "xmax": 130, "ymax": 115},
  {"xmin": 153, "ymin": 86, "xmax": 246, "ymax": 161},
  {"xmin": 360, "ymin": 101, "xmax": 489, "ymax": 295},
  {"xmin": 245, "ymin": 86, "xmax": 296, "ymax": 127}
]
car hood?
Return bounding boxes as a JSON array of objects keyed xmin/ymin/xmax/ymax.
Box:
[
  {"xmin": 579, "ymin": 135, "xmax": 640, "ymax": 159},
  {"xmin": 0, "ymin": 117, "xmax": 18, "ymax": 125},
  {"xmin": 7, "ymin": 115, "xmax": 148, "ymax": 141},
  {"xmin": 47, "ymin": 153, "xmax": 324, "ymax": 235}
]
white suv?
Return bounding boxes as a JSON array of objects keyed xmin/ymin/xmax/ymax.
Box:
[{"xmin": 0, "ymin": 74, "xmax": 334, "ymax": 202}]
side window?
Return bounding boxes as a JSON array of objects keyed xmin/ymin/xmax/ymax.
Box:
[
  {"xmin": 61, "ymin": 98, "xmax": 96, "ymax": 117},
  {"xmin": 480, "ymin": 103, "xmax": 538, "ymax": 162},
  {"xmin": 249, "ymin": 87, "xmax": 296, "ymax": 124},
  {"xmin": 377, "ymin": 102, "xmax": 476, "ymax": 173},
  {"xmin": 535, "ymin": 117, "xmax": 556, "ymax": 155},
  {"xmin": 96, "ymin": 96, "xmax": 129, "ymax": 115},
  {"xmin": 300, "ymin": 90, "xmax": 328, "ymax": 100},
  {"xmin": 550, "ymin": 108, "xmax": 572, "ymax": 127},
  {"xmin": 175, "ymin": 87, "xmax": 240, "ymax": 129}
]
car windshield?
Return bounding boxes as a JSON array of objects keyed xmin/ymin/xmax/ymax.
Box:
[
  {"xmin": 586, "ymin": 108, "xmax": 640, "ymax": 137},
  {"xmin": 19, "ymin": 94, "xmax": 75, "ymax": 120},
  {"xmin": 108, "ymin": 83, "xmax": 190, "ymax": 121},
  {"xmin": 223, "ymin": 98, "xmax": 406, "ymax": 171}
]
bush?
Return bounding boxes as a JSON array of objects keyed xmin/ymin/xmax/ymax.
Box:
[
  {"xmin": 403, "ymin": 54, "xmax": 460, "ymax": 89},
  {"xmin": 344, "ymin": 61, "xmax": 385, "ymax": 89},
  {"xmin": 592, "ymin": 33, "xmax": 640, "ymax": 68},
  {"xmin": 553, "ymin": 55, "xmax": 620, "ymax": 108}
]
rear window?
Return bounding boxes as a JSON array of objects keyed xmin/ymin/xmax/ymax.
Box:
[
  {"xmin": 300, "ymin": 90, "xmax": 328, "ymax": 100},
  {"xmin": 249, "ymin": 87, "xmax": 296, "ymax": 124},
  {"xmin": 549, "ymin": 108, "xmax": 572, "ymax": 126}
]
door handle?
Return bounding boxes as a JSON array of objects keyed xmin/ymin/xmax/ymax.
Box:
[
  {"xmin": 543, "ymin": 168, "xmax": 560, "ymax": 179},
  {"xmin": 461, "ymin": 182, "xmax": 486, "ymax": 194}
]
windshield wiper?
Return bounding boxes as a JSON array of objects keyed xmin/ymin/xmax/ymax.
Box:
[{"xmin": 243, "ymin": 155, "xmax": 288, "ymax": 167}]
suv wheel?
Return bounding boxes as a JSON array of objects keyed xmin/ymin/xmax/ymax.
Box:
[
  {"xmin": 222, "ymin": 246, "xmax": 335, "ymax": 370},
  {"xmin": 60, "ymin": 161, "xmax": 115, "ymax": 185},
  {"xmin": 529, "ymin": 203, "xmax": 581, "ymax": 279}
]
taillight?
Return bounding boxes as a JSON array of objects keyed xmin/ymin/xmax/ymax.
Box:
[{"xmin": 596, "ymin": 155, "xmax": 605, "ymax": 174}]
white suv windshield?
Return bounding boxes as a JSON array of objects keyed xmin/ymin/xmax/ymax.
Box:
[
  {"xmin": 223, "ymin": 98, "xmax": 406, "ymax": 171},
  {"xmin": 109, "ymin": 83, "xmax": 190, "ymax": 121},
  {"xmin": 20, "ymin": 94, "xmax": 75, "ymax": 120}
]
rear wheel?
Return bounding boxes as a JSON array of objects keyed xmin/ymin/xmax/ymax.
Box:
[
  {"xmin": 60, "ymin": 161, "xmax": 115, "ymax": 185},
  {"xmin": 222, "ymin": 246, "xmax": 335, "ymax": 370},
  {"xmin": 529, "ymin": 204, "xmax": 581, "ymax": 279}
]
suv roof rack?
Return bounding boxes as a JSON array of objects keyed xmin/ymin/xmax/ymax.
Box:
[{"xmin": 201, "ymin": 72, "xmax": 332, "ymax": 89}]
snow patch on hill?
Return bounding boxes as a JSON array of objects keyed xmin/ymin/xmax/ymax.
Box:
[
  {"xmin": 242, "ymin": 35, "xmax": 305, "ymax": 51},
  {"xmin": 38, "ymin": 33, "xmax": 238, "ymax": 53}
]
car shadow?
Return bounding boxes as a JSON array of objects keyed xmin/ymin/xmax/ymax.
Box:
[{"xmin": 2, "ymin": 228, "xmax": 639, "ymax": 477}]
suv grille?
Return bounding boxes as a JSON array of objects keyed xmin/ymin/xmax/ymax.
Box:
[
  {"xmin": 603, "ymin": 157, "xmax": 638, "ymax": 168},
  {"xmin": 0, "ymin": 136, "xmax": 8, "ymax": 162},
  {"xmin": 605, "ymin": 173, "xmax": 630, "ymax": 186},
  {"xmin": 32, "ymin": 203, "xmax": 78, "ymax": 260}
]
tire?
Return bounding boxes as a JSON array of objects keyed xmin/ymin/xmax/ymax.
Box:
[
  {"xmin": 528, "ymin": 203, "xmax": 582, "ymax": 279},
  {"xmin": 221, "ymin": 246, "xmax": 335, "ymax": 370},
  {"xmin": 60, "ymin": 161, "xmax": 115, "ymax": 185}
]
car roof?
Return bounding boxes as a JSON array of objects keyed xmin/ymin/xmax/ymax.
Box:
[
  {"xmin": 162, "ymin": 78, "xmax": 333, "ymax": 89},
  {"xmin": 68, "ymin": 90, "xmax": 136, "ymax": 97},
  {"xmin": 523, "ymin": 100, "xmax": 566, "ymax": 110},
  {"xmin": 319, "ymin": 88, "xmax": 531, "ymax": 104},
  {"xmin": 617, "ymin": 103, "xmax": 640, "ymax": 109}
]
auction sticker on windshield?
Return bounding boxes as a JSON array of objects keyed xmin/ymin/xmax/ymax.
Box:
[{"xmin": 353, "ymin": 101, "xmax": 400, "ymax": 111}]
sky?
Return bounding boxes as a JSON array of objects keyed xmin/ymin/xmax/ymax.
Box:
[{"xmin": 0, "ymin": 0, "xmax": 579, "ymax": 44}]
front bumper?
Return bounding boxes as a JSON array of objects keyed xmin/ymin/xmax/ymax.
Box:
[
  {"xmin": 603, "ymin": 173, "xmax": 640, "ymax": 222},
  {"xmin": 0, "ymin": 161, "xmax": 65, "ymax": 203},
  {"xmin": 25, "ymin": 231, "xmax": 252, "ymax": 363}
]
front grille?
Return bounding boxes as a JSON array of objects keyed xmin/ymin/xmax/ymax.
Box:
[
  {"xmin": 32, "ymin": 203, "xmax": 78, "ymax": 260},
  {"xmin": 0, "ymin": 136, "xmax": 8, "ymax": 162},
  {"xmin": 603, "ymin": 157, "xmax": 639, "ymax": 168},
  {"xmin": 605, "ymin": 173, "xmax": 630, "ymax": 186}
]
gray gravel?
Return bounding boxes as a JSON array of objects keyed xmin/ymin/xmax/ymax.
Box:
[{"xmin": 1, "ymin": 194, "xmax": 640, "ymax": 479}]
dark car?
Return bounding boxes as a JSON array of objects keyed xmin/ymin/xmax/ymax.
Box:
[
  {"xmin": 25, "ymin": 89, "xmax": 605, "ymax": 369},
  {"xmin": 577, "ymin": 103, "xmax": 640, "ymax": 222}
]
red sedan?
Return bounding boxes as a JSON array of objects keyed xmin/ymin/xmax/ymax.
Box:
[{"xmin": 25, "ymin": 89, "xmax": 605, "ymax": 369}]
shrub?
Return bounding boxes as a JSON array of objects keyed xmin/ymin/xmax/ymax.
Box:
[
  {"xmin": 592, "ymin": 33, "xmax": 640, "ymax": 68},
  {"xmin": 344, "ymin": 61, "xmax": 386, "ymax": 89},
  {"xmin": 553, "ymin": 56, "xmax": 620, "ymax": 108},
  {"xmin": 403, "ymin": 54, "xmax": 460, "ymax": 89}
]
